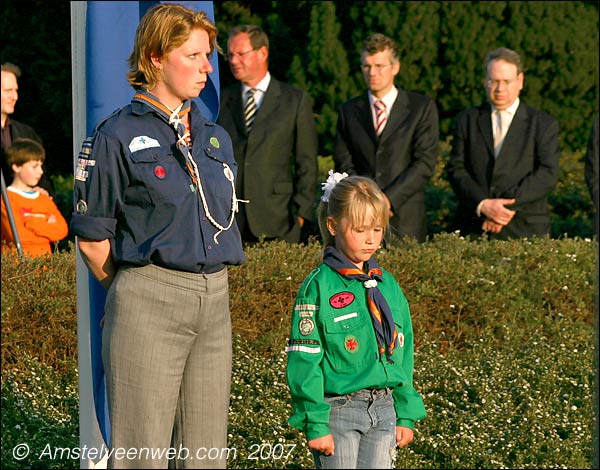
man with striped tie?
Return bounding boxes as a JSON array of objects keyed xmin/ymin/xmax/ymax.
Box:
[
  {"xmin": 333, "ymin": 33, "xmax": 439, "ymax": 243},
  {"xmin": 218, "ymin": 25, "xmax": 318, "ymax": 244}
]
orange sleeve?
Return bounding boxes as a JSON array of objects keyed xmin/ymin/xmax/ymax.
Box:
[{"xmin": 22, "ymin": 196, "xmax": 69, "ymax": 242}]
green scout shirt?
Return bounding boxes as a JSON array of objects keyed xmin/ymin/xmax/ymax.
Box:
[{"xmin": 286, "ymin": 263, "xmax": 427, "ymax": 440}]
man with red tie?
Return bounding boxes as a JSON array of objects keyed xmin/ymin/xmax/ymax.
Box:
[{"xmin": 333, "ymin": 33, "xmax": 439, "ymax": 243}]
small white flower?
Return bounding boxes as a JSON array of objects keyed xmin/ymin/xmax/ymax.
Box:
[
  {"xmin": 363, "ymin": 279, "xmax": 378, "ymax": 288},
  {"xmin": 321, "ymin": 169, "xmax": 349, "ymax": 202}
]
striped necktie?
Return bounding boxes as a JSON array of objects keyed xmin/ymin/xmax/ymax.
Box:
[
  {"xmin": 374, "ymin": 99, "xmax": 387, "ymax": 136},
  {"xmin": 244, "ymin": 88, "xmax": 257, "ymax": 132}
]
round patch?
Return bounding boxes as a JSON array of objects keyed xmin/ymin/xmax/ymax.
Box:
[
  {"xmin": 344, "ymin": 335, "xmax": 360, "ymax": 353},
  {"xmin": 76, "ymin": 199, "xmax": 88, "ymax": 215},
  {"xmin": 329, "ymin": 291, "xmax": 355, "ymax": 309},
  {"xmin": 298, "ymin": 318, "xmax": 315, "ymax": 336},
  {"xmin": 209, "ymin": 136, "xmax": 220, "ymax": 148},
  {"xmin": 154, "ymin": 165, "xmax": 166, "ymax": 179}
]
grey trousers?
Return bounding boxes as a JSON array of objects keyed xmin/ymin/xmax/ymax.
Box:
[{"xmin": 102, "ymin": 264, "xmax": 232, "ymax": 469}]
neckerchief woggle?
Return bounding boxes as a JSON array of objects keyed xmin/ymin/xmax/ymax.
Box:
[
  {"xmin": 323, "ymin": 246, "xmax": 398, "ymax": 363},
  {"xmin": 133, "ymin": 90, "xmax": 245, "ymax": 243}
]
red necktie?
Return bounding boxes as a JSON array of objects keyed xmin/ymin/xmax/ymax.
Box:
[{"xmin": 374, "ymin": 100, "xmax": 387, "ymax": 136}]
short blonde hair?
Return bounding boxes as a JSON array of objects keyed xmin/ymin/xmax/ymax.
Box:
[
  {"xmin": 127, "ymin": 3, "xmax": 219, "ymax": 90},
  {"xmin": 318, "ymin": 176, "xmax": 389, "ymax": 247}
]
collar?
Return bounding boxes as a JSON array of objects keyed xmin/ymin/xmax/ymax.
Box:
[
  {"xmin": 491, "ymin": 97, "xmax": 520, "ymax": 116},
  {"xmin": 7, "ymin": 186, "xmax": 40, "ymax": 199},
  {"xmin": 132, "ymin": 90, "xmax": 191, "ymax": 123},
  {"xmin": 242, "ymin": 71, "xmax": 271, "ymax": 95},
  {"xmin": 368, "ymin": 86, "xmax": 398, "ymax": 110}
]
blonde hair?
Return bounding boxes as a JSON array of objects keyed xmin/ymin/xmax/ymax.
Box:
[
  {"xmin": 318, "ymin": 176, "xmax": 389, "ymax": 247},
  {"xmin": 127, "ymin": 3, "xmax": 219, "ymax": 90}
]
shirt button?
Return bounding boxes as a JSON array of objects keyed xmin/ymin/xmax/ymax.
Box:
[{"xmin": 207, "ymin": 245, "xmax": 212, "ymax": 250}]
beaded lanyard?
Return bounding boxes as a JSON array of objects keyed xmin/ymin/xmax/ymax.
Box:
[{"xmin": 133, "ymin": 92, "xmax": 246, "ymax": 243}]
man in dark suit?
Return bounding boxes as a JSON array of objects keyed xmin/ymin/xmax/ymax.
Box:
[
  {"xmin": 447, "ymin": 47, "xmax": 560, "ymax": 239},
  {"xmin": 585, "ymin": 115, "xmax": 598, "ymax": 235},
  {"xmin": 1, "ymin": 62, "xmax": 53, "ymax": 196},
  {"xmin": 334, "ymin": 33, "xmax": 439, "ymax": 243},
  {"xmin": 217, "ymin": 25, "xmax": 318, "ymax": 244}
]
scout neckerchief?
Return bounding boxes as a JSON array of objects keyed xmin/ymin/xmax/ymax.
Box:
[
  {"xmin": 323, "ymin": 245, "xmax": 398, "ymax": 363},
  {"xmin": 133, "ymin": 90, "xmax": 244, "ymax": 243}
]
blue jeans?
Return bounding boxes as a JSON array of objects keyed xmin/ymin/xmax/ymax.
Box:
[{"xmin": 312, "ymin": 388, "xmax": 397, "ymax": 469}]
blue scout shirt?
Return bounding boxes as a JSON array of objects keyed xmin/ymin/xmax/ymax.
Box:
[
  {"xmin": 286, "ymin": 263, "xmax": 426, "ymax": 440},
  {"xmin": 71, "ymin": 98, "xmax": 246, "ymax": 273}
]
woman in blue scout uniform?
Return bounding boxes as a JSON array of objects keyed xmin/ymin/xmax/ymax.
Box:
[
  {"xmin": 70, "ymin": 4, "xmax": 245, "ymax": 468},
  {"xmin": 286, "ymin": 171, "xmax": 426, "ymax": 469}
]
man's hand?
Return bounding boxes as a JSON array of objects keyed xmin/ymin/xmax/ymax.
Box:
[
  {"xmin": 308, "ymin": 434, "xmax": 335, "ymax": 456},
  {"xmin": 482, "ymin": 219, "xmax": 504, "ymax": 233},
  {"xmin": 33, "ymin": 186, "xmax": 50, "ymax": 197},
  {"xmin": 479, "ymin": 198, "xmax": 516, "ymax": 226}
]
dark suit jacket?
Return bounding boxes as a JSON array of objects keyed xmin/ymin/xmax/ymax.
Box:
[
  {"xmin": 333, "ymin": 89, "xmax": 439, "ymax": 242},
  {"xmin": 217, "ymin": 78, "xmax": 318, "ymax": 243},
  {"xmin": 447, "ymin": 101, "xmax": 560, "ymax": 239},
  {"xmin": 1, "ymin": 119, "xmax": 53, "ymax": 196},
  {"xmin": 584, "ymin": 115, "xmax": 599, "ymax": 234}
]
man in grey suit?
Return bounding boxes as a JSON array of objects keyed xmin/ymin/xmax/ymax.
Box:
[
  {"xmin": 334, "ymin": 33, "xmax": 439, "ymax": 243},
  {"xmin": 218, "ymin": 25, "xmax": 318, "ymax": 244},
  {"xmin": 447, "ymin": 47, "xmax": 560, "ymax": 239}
]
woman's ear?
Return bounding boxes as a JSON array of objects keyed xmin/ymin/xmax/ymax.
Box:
[
  {"xmin": 326, "ymin": 217, "xmax": 337, "ymax": 236},
  {"xmin": 150, "ymin": 53, "xmax": 162, "ymax": 70}
]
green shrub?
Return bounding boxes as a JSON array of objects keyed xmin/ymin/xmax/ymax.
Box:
[{"xmin": 1, "ymin": 237, "xmax": 597, "ymax": 468}]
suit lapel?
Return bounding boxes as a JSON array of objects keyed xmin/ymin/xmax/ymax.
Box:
[
  {"xmin": 378, "ymin": 90, "xmax": 410, "ymax": 145},
  {"xmin": 477, "ymin": 104, "xmax": 495, "ymax": 157},
  {"xmin": 230, "ymin": 83, "xmax": 247, "ymax": 136},
  {"xmin": 496, "ymin": 102, "xmax": 529, "ymax": 161},
  {"xmin": 353, "ymin": 94, "xmax": 377, "ymax": 144},
  {"xmin": 251, "ymin": 79, "xmax": 282, "ymax": 131}
]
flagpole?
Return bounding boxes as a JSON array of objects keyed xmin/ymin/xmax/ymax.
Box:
[
  {"xmin": 1, "ymin": 169, "xmax": 24, "ymax": 258},
  {"xmin": 71, "ymin": 2, "xmax": 109, "ymax": 469}
]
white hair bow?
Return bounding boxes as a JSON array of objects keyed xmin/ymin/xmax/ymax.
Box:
[{"xmin": 321, "ymin": 169, "xmax": 349, "ymax": 203}]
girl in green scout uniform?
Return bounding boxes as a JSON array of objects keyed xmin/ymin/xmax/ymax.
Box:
[{"xmin": 286, "ymin": 171, "xmax": 426, "ymax": 469}]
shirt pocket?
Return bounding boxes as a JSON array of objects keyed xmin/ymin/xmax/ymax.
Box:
[
  {"xmin": 128, "ymin": 148, "xmax": 191, "ymax": 204},
  {"xmin": 323, "ymin": 311, "xmax": 377, "ymax": 371}
]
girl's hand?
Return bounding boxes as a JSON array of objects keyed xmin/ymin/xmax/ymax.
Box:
[
  {"xmin": 396, "ymin": 426, "xmax": 414, "ymax": 448},
  {"xmin": 308, "ymin": 434, "xmax": 335, "ymax": 456}
]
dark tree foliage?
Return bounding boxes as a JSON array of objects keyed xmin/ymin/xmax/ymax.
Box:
[
  {"xmin": 0, "ymin": 0, "xmax": 72, "ymax": 178},
  {"xmin": 1, "ymin": 0, "xmax": 597, "ymax": 188}
]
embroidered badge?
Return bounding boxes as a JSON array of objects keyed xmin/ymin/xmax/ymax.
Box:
[
  {"xmin": 209, "ymin": 136, "xmax": 220, "ymax": 148},
  {"xmin": 154, "ymin": 165, "xmax": 166, "ymax": 179},
  {"xmin": 330, "ymin": 292, "xmax": 355, "ymax": 309},
  {"xmin": 76, "ymin": 200, "xmax": 88, "ymax": 215},
  {"xmin": 299, "ymin": 318, "xmax": 315, "ymax": 336},
  {"xmin": 288, "ymin": 339, "xmax": 319, "ymax": 346},
  {"xmin": 128, "ymin": 135, "xmax": 161, "ymax": 153},
  {"xmin": 75, "ymin": 137, "xmax": 95, "ymax": 182},
  {"xmin": 344, "ymin": 335, "xmax": 359, "ymax": 353},
  {"xmin": 299, "ymin": 311, "xmax": 314, "ymax": 318},
  {"xmin": 398, "ymin": 332, "xmax": 404, "ymax": 348}
]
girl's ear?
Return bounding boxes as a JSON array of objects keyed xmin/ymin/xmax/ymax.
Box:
[{"xmin": 326, "ymin": 217, "xmax": 337, "ymax": 236}]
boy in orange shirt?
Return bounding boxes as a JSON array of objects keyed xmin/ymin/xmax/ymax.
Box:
[{"xmin": 1, "ymin": 138, "xmax": 68, "ymax": 256}]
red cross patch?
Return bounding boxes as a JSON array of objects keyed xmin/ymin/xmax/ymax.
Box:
[{"xmin": 344, "ymin": 335, "xmax": 359, "ymax": 353}]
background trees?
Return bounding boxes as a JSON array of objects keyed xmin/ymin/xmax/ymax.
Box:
[{"xmin": 1, "ymin": 0, "xmax": 597, "ymax": 236}]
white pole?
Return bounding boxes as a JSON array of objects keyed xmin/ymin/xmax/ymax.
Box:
[{"xmin": 71, "ymin": 2, "xmax": 108, "ymax": 468}]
